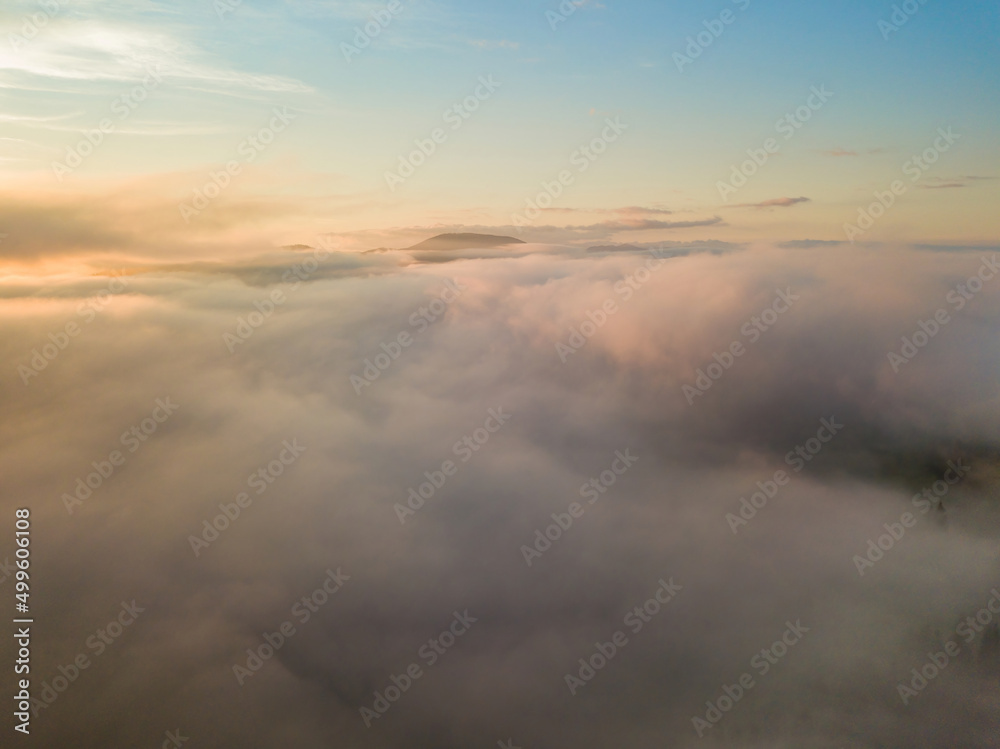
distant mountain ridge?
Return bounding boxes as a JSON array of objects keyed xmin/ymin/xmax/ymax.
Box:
[{"xmin": 405, "ymin": 233, "xmax": 525, "ymax": 253}]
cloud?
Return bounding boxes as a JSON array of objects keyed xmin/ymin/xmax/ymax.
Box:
[
  {"xmin": 778, "ymin": 239, "xmax": 845, "ymax": 249},
  {"xmin": 3, "ymin": 244, "xmax": 1000, "ymax": 748},
  {"xmin": 912, "ymin": 243, "xmax": 1000, "ymax": 254},
  {"xmin": 497, "ymin": 217, "xmax": 724, "ymax": 244},
  {"xmin": 733, "ymin": 197, "xmax": 811, "ymax": 209},
  {"xmin": 544, "ymin": 206, "xmax": 675, "ymax": 218},
  {"xmin": 0, "ymin": 111, "xmax": 83, "ymax": 124},
  {"xmin": 0, "ymin": 169, "xmax": 397, "ymax": 263},
  {"xmin": 0, "ymin": 21, "xmax": 313, "ymax": 96},
  {"xmin": 587, "ymin": 216, "xmax": 722, "ymax": 230},
  {"xmin": 309, "ymin": 216, "xmax": 725, "ymax": 253},
  {"xmin": 920, "ymin": 176, "xmax": 995, "ymax": 190},
  {"xmin": 821, "ymin": 148, "xmax": 886, "ymax": 157},
  {"xmin": 469, "ymin": 39, "xmax": 520, "ymax": 50}
]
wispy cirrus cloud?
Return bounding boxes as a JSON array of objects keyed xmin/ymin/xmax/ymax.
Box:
[
  {"xmin": 0, "ymin": 22, "xmax": 313, "ymax": 96},
  {"xmin": 469, "ymin": 39, "xmax": 520, "ymax": 50},
  {"xmin": 0, "ymin": 111, "xmax": 83, "ymax": 124}
]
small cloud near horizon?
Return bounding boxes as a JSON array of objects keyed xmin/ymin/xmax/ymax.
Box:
[
  {"xmin": 778, "ymin": 239, "xmax": 845, "ymax": 248},
  {"xmin": 821, "ymin": 148, "xmax": 886, "ymax": 157},
  {"xmin": 733, "ymin": 197, "xmax": 811, "ymax": 209},
  {"xmin": 541, "ymin": 206, "xmax": 674, "ymax": 217},
  {"xmin": 921, "ymin": 175, "xmax": 995, "ymax": 189}
]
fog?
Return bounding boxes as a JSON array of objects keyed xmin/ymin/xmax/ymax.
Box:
[{"xmin": 2, "ymin": 243, "xmax": 999, "ymax": 747}]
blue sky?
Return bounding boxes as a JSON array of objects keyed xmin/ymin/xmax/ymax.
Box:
[{"xmin": 1, "ymin": 0, "xmax": 997, "ymax": 247}]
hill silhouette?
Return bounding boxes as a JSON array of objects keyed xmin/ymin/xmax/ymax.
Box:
[{"xmin": 405, "ymin": 233, "xmax": 525, "ymax": 253}]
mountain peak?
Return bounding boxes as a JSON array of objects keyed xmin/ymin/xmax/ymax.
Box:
[{"xmin": 405, "ymin": 233, "xmax": 526, "ymax": 253}]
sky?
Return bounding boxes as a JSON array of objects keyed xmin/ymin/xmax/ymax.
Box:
[
  {"xmin": 4, "ymin": 243, "xmax": 1000, "ymax": 747},
  {"xmin": 0, "ymin": 0, "xmax": 998, "ymax": 260},
  {"xmin": 2, "ymin": 2, "xmax": 1000, "ymax": 748}
]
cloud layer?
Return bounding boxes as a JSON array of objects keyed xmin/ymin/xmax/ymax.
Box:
[{"xmin": 1, "ymin": 244, "xmax": 999, "ymax": 747}]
